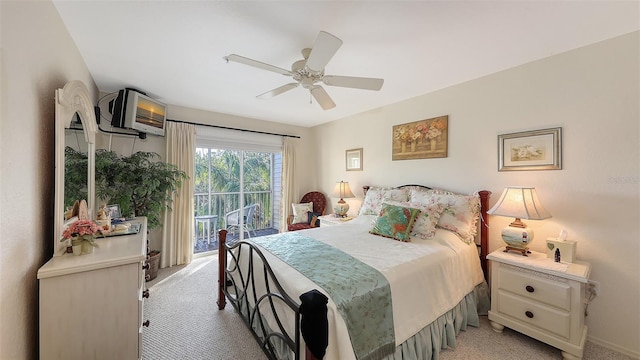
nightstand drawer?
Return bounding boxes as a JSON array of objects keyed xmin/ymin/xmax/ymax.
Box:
[
  {"xmin": 496, "ymin": 290, "xmax": 571, "ymax": 339},
  {"xmin": 498, "ymin": 267, "xmax": 571, "ymax": 311}
]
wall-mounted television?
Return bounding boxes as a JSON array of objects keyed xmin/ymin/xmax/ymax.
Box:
[{"xmin": 110, "ymin": 88, "xmax": 166, "ymax": 136}]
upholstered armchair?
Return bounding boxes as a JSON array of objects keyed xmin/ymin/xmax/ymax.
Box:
[{"xmin": 287, "ymin": 192, "xmax": 327, "ymax": 231}]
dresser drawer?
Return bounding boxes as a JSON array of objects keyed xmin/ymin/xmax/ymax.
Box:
[
  {"xmin": 496, "ymin": 290, "xmax": 571, "ymax": 339},
  {"xmin": 498, "ymin": 267, "xmax": 571, "ymax": 311}
]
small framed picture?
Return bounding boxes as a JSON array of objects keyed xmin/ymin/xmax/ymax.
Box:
[
  {"xmin": 498, "ymin": 127, "xmax": 562, "ymax": 171},
  {"xmin": 107, "ymin": 204, "xmax": 122, "ymax": 219},
  {"xmin": 345, "ymin": 148, "xmax": 363, "ymax": 171}
]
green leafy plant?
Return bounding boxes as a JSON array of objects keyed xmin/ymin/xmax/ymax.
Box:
[
  {"xmin": 66, "ymin": 148, "xmax": 188, "ymax": 230},
  {"xmin": 64, "ymin": 146, "xmax": 88, "ymax": 209}
]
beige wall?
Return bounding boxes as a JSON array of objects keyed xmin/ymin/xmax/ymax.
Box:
[
  {"xmin": 312, "ymin": 32, "xmax": 639, "ymax": 357},
  {"xmin": 0, "ymin": 1, "xmax": 98, "ymax": 359}
]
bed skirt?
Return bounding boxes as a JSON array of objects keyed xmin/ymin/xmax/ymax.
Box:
[
  {"xmin": 383, "ymin": 281, "xmax": 490, "ymax": 360},
  {"xmin": 250, "ymin": 281, "xmax": 490, "ymax": 360}
]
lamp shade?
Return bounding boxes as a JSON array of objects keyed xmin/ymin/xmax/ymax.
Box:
[
  {"xmin": 332, "ymin": 181, "xmax": 355, "ymax": 200},
  {"xmin": 487, "ymin": 186, "xmax": 551, "ymax": 221},
  {"xmin": 488, "ymin": 186, "xmax": 551, "ymax": 256},
  {"xmin": 332, "ymin": 181, "xmax": 355, "ymax": 217}
]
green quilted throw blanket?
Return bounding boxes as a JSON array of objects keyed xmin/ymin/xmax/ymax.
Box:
[{"xmin": 251, "ymin": 232, "xmax": 395, "ymax": 360}]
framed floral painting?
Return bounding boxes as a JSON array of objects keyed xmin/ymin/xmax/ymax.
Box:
[
  {"xmin": 392, "ymin": 115, "xmax": 448, "ymax": 160},
  {"xmin": 497, "ymin": 127, "xmax": 562, "ymax": 171}
]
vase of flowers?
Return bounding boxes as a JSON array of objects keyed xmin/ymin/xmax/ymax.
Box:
[{"xmin": 60, "ymin": 219, "xmax": 101, "ymax": 256}]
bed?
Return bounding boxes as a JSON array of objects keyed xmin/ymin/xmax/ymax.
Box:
[{"xmin": 217, "ymin": 185, "xmax": 491, "ymax": 360}]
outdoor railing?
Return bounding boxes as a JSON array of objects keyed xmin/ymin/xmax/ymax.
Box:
[{"xmin": 194, "ymin": 190, "xmax": 273, "ymax": 235}]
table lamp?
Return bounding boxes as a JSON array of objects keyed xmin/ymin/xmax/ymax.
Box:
[
  {"xmin": 487, "ymin": 186, "xmax": 551, "ymax": 256},
  {"xmin": 332, "ymin": 181, "xmax": 355, "ymax": 217}
]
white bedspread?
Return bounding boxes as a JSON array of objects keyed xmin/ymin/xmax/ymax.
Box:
[{"xmin": 242, "ymin": 215, "xmax": 485, "ymax": 360}]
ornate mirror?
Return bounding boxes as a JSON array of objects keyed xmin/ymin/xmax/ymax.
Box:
[{"xmin": 54, "ymin": 80, "xmax": 97, "ymax": 256}]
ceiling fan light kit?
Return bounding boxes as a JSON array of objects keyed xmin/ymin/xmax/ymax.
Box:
[{"xmin": 224, "ymin": 31, "xmax": 384, "ymax": 110}]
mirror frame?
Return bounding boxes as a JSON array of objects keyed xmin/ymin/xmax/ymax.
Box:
[{"xmin": 54, "ymin": 80, "xmax": 97, "ymax": 256}]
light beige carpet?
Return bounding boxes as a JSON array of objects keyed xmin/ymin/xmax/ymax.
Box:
[{"xmin": 143, "ymin": 255, "xmax": 634, "ymax": 360}]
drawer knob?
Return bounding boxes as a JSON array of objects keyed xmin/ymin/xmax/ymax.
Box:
[
  {"xmin": 525, "ymin": 285, "xmax": 535, "ymax": 293},
  {"xmin": 143, "ymin": 289, "xmax": 150, "ymax": 299},
  {"xmin": 142, "ymin": 263, "xmax": 150, "ymax": 270},
  {"xmin": 145, "ymin": 274, "xmax": 151, "ymax": 281},
  {"xmin": 525, "ymin": 311, "xmax": 534, "ymax": 319},
  {"xmin": 143, "ymin": 320, "xmax": 150, "ymax": 327}
]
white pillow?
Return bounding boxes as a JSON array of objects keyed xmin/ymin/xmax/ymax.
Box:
[{"xmin": 292, "ymin": 202, "xmax": 313, "ymax": 224}]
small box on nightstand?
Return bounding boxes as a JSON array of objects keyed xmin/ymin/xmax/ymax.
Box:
[{"xmin": 546, "ymin": 238, "xmax": 577, "ymax": 263}]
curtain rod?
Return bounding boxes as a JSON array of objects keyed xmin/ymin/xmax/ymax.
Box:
[{"xmin": 167, "ymin": 118, "xmax": 301, "ymax": 139}]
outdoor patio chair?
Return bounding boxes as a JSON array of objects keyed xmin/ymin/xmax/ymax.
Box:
[{"xmin": 225, "ymin": 203, "xmax": 259, "ymax": 238}]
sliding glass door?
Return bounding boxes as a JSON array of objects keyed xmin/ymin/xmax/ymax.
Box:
[{"xmin": 193, "ymin": 147, "xmax": 281, "ymax": 255}]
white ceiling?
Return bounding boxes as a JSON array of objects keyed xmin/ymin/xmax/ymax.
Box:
[{"xmin": 53, "ymin": 1, "xmax": 638, "ymax": 128}]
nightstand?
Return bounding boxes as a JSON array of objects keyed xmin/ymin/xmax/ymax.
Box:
[
  {"xmin": 318, "ymin": 214, "xmax": 355, "ymax": 227},
  {"xmin": 488, "ymin": 248, "xmax": 591, "ymax": 360}
]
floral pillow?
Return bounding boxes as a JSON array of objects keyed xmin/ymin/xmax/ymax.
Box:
[
  {"xmin": 369, "ymin": 203, "xmax": 421, "ymax": 242},
  {"xmin": 385, "ymin": 200, "xmax": 444, "ymax": 240},
  {"xmin": 291, "ymin": 202, "xmax": 313, "ymax": 224},
  {"xmin": 410, "ymin": 189, "xmax": 480, "ymax": 244},
  {"xmin": 409, "ymin": 202, "xmax": 445, "ymax": 240},
  {"xmin": 358, "ymin": 187, "xmax": 410, "ymax": 216}
]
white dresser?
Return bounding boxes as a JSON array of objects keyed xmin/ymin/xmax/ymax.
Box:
[
  {"xmin": 488, "ymin": 249, "xmax": 591, "ymax": 360},
  {"xmin": 38, "ymin": 218, "xmax": 149, "ymax": 360}
]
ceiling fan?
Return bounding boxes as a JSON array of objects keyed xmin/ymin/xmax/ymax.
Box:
[{"xmin": 223, "ymin": 31, "xmax": 384, "ymax": 110}]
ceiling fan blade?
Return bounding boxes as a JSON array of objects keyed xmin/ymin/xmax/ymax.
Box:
[
  {"xmin": 257, "ymin": 83, "xmax": 299, "ymax": 99},
  {"xmin": 224, "ymin": 54, "xmax": 292, "ymax": 76},
  {"xmin": 305, "ymin": 31, "xmax": 343, "ymax": 72},
  {"xmin": 310, "ymin": 86, "xmax": 336, "ymax": 110},
  {"xmin": 323, "ymin": 75, "xmax": 384, "ymax": 91}
]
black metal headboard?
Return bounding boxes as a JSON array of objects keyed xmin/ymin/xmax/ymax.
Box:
[{"xmin": 362, "ymin": 184, "xmax": 432, "ymax": 195}]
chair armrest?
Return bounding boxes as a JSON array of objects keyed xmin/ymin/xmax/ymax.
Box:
[{"xmin": 310, "ymin": 216, "xmax": 319, "ymax": 228}]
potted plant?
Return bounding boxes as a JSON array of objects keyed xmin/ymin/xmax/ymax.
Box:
[
  {"xmin": 60, "ymin": 219, "xmax": 102, "ymax": 255},
  {"xmin": 91, "ymin": 149, "xmax": 188, "ymax": 230}
]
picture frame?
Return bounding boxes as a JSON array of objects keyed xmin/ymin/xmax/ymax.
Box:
[
  {"xmin": 392, "ymin": 115, "xmax": 448, "ymax": 160},
  {"xmin": 107, "ymin": 204, "xmax": 122, "ymax": 219},
  {"xmin": 498, "ymin": 127, "xmax": 562, "ymax": 171},
  {"xmin": 345, "ymin": 148, "xmax": 363, "ymax": 171}
]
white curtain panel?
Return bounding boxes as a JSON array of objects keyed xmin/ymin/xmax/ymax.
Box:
[
  {"xmin": 162, "ymin": 122, "xmax": 196, "ymax": 267},
  {"xmin": 280, "ymin": 137, "xmax": 298, "ymax": 231}
]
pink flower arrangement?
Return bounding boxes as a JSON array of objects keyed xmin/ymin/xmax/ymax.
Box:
[
  {"xmin": 60, "ymin": 219, "xmax": 102, "ymax": 244},
  {"xmin": 395, "ymin": 119, "xmax": 446, "ymax": 143}
]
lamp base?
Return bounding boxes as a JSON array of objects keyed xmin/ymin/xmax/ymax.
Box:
[
  {"xmin": 334, "ymin": 202, "xmax": 350, "ymax": 217},
  {"xmin": 501, "ymin": 226, "xmax": 534, "ymax": 256},
  {"xmin": 503, "ymin": 246, "xmax": 531, "ymax": 256}
]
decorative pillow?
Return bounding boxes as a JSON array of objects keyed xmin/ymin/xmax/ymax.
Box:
[
  {"xmin": 410, "ymin": 190, "xmax": 480, "ymax": 243},
  {"xmin": 369, "ymin": 203, "xmax": 421, "ymax": 242},
  {"xmin": 307, "ymin": 212, "xmax": 321, "ymax": 227},
  {"xmin": 292, "ymin": 202, "xmax": 313, "ymax": 224},
  {"xmin": 384, "ymin": 200, "xmax": 445, "ymax": 240},
  {"xmin": 358, "ymin": 187, "xmax": 410, "ymax": 216},
  {"xmin": 409, "ymin": 202, "xmax": 445, "ymax": 240}
]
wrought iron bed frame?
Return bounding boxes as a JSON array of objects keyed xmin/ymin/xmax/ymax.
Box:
[{"xmin": 217, "ymin": 186, "xmax": 491, "ymax": 360}]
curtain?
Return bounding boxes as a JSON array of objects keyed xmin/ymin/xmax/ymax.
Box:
[
  {"xmin": 280, "ymin": 137, "xmax": 298, "ymax": 231},
  {"xmin": 161, "ymin": 122, "xmax": 196, "ymax": 267}
]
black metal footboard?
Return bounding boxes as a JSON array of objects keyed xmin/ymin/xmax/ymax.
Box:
[{"xmin": 217, "ymin": 229, "xmax": 303, "ymax": 360}]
